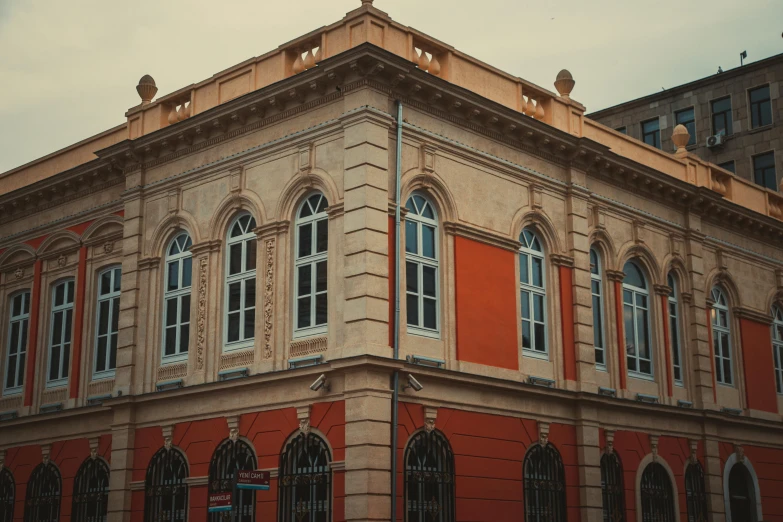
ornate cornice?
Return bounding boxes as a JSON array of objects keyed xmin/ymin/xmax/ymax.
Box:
[{"xmin": 442, "ymin": 221, "xmax": 520, "ymax": 252}]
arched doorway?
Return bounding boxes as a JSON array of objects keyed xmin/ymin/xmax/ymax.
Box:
[{"xmin": 728, "ymin": 464, "xmax": 757, "ymax": 522}]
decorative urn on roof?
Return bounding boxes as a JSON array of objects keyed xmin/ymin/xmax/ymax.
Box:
[
  {"xmin": 136, "ymin": 75, "xmax": 158, "ymax": 105},
  {"xmin": 554, "ymin": 69, "xmax": 575, "ymax": 99},
  {"xmin": 672, "ymin": 124, "xmax": 690, "ymax": 157}
]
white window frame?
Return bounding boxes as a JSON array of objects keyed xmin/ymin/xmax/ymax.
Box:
[
  {"xmin": 224, "ymin": 213, "xmax": 257, "ymax": 351},
  {"xmin": 519, "ymin": 228, "xmax": 547, "ymax": 358},
  {"xmin": 772, "ymin": 306, "xmax": 783, "ymax": 395},
  {"xmin": 590, "ymin": 248, "xmax": 606, "ymax": 370},
  {"xmin": 93, "ymin": 266, "xmax": 121, "ymax": 380},
  {"xmin": 668, "ymin": 273, "xmax": 683, "ymax": 386},
  {"xmin": 47, "ymin": 279, "xmax": 75, "ymax": 388},
  {"xmin": 623, "ymin": 262, "xmax": 653, "ymax": 380},
  {"xmin": 162, "ymin": 233, "xmax": 192, "ymax": 364},
  {"xmin": 4, "ymin": 290, "xmax": 30, "ymax": 395},
  {"xmin": 711, "ymin": 287, "xmax": 733, "ymax": 386},
  {"xmin": 294, "ymin": 193, "xmax": 329, "ymax": 339},
  {"xmin": 404, "ymin": 193, "xmax": 440, "ymax": 339}
]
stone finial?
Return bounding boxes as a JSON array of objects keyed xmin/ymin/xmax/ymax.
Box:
[
  {"xmin": 672, "ymin": 124, "xmax": 690, "ymax": 157},
  {"xmin": 136, "ymin": 75, "xmax": 158, "ymax": 104},
  {"xmin": 361, "ymin": 0, "xmax": 373, "ymax": 4},
  {"xmin": 554, "ymin": 69, "xmax": 575, "ymax": 99}
]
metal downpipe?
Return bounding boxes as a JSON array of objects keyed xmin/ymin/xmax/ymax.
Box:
[{"xmin": 390, "ymin": 100, "xmax": 403, "ymax": 522}]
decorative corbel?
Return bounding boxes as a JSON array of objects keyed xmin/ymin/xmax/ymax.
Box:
[
  {"xmin": 89, "ymin": 437, "xmax": 100, "ymax": 460},
  {"xmin": 688, "ymin": 439, "xmax": 699, "ymax": 464},
  {"xmin": 538, "ymin": 421, "xmax": 550, "ymax": 447},
  {"xmin": 649, "ymin": 434, "xmax": 659, "ymax": 462},
  {"xmin": 167, "ymin": 189, "xmax": 180, "ymax": 215},
  {"xmin": 41, "ymin": 443, "xmax": 51, "ymax": 465},
  {"xmin": 227, "ymin": 415, "xmax": 240, "ymax": 442},
  {"xmin": 734, "ymin": 444, "xmax": 745, "ymax": 463},
  {"xmin": 421, "ymin": 144, "xmax": 436, "ymax": 174},
  {"xmin": 162, "ymin": 425, "xmax": 174, "ymax": 450},
  {"xmin": 716, "ymin": 249, "xmax": 728, "ymax": 271},
  {"xmin": 633, "ymin": 220, "xmax": 645, "ymax": 244},
  {"xmin": 530, "ymin": 184, "xmax": 543, "ymax": 210},
  {"xmin": 297, "ymin": 405, "xmax": 311, "ymax": 435},
  {"xmin": 229, "ymin": 166, "xmax": 243, "ymax": 194},
  {"xmin": 592, "ymin": 205, "xmax": 606, "ymax": 231},
  {"xmin": 604, "ymin": 430, "xmax": 615, "ymax": 455},
  {"xmin": 424, "ymin": 407, "xmax": 438, "ymax": 433}
]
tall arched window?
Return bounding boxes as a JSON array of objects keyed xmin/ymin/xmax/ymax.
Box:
[
  {"xmin": 405, "ymin": 194, "xmax": 439, "ymax": 337},
  {"xmin": 771, "ymin": 306, "xmax": 783, "ymax": 394},
  {"xmin": 208, "ymin": 439, "xmax": 256, "ymax": 522},
  {"xmin": 0, "ymin": 468, "xmax": 14, "ymax": 522},
  {"xmin": 640, "ymin": 462, "xmax": 675, "ymax": 522},
  {"xmin": 523, "ymin": 443, "xmax": 567, "ymax": 522},
  {"xmin": 4, "ymin": 290, "xmax": 30, "ymax": 394},
  {"xmin": 71, "ymin": 457, "xmax": 110, "ymax": 522},
  {"xmin": 225, "ymin": 213, "xmax": 257, "ymax": 350},
  {"xmin": 163, "ymin": 233, "xmax": 193, "ymax": 363},
  {"xmin": 519, "ymin": 229, "xmax": 546, "ymax": 355},
  {"xmin": 403, "ymin": 429, "xmax": 455, "ymax": 522},
  {"xmin": 623, "ymin": 261, "xmax": 652, "ymax": 378},
  {"xmin": 144, "ymin": 447, "xmax": 188, "ymax": 522},
  {"xmin": 294, "ymin": 193, "xmax": 329, "ymax": 338},
  {"xmin": 591, "ymin": 248, "xmax": 606, "ymax": 369},
  {"xmin": 48, "ymin": 279, "xmax": 75, "ymax": 387},
  {"xmin": 94, "ymin": 266, "xmax": 121, "ymax": 379},
  {"xmin": 24, "ymin": 462, "xmax": 61, "ymax": 522},
  {"xmin": 684, "ymin": 461, "xmax": 708, "ymax": 522},
  {"xmin": 601, "ymin": 452, "xmax": 625, "ymax": 522},
  {"xmin": 668, "ymin": 272, "xmax": 683, "ymax": 385},
  {"xmin": 278, "ymin": 432, "xmax": 332, "ymax": 522},
  {"xmin": 711, "ymin": 286, "xmax": 733, "ymax": 386},
  {"xmin": 728, "ymin": 463, "xmax": 758, "ymax": 522}
]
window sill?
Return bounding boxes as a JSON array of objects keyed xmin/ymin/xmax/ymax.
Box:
[
  {"xmin": 293, "ymin": 327, "xmax": 328, "ymax": 341},
  {"xmin": 223, "ymin": 340, "xmax": 255, "ymax": 353},
  {"xmin": 522, "ymin": 349, "xmax": 549, "ymax": 361},
  {"xmin": 2, "ymin": 388, "xmax": 22, "ymax": 397},
  {"xmin": 748, "ymin": 124, "xmax": 773, "ymax": 135},
  {"xmin": 595, "ymin": 365, "xmax": 607, "ymax": 373},
  {"xmin": 91, "ymin": 371, "xmax": 116, "ymax": 382},
  {"xmin": 674, "ymin": 381, "xmax": 684, "ymax": 387},
  {"xmin": 406, "ymin": 326, "xmax": 440, "ymax": 340},
  {"xmin": 161, "ymin": 354, "xmax": 188, "ymax": 365},
  {"xmin": 45, "ymin": 380, "xmax": 68, "ymax": 389},
  {"xmin": 627, "ymin": 371, "xmax": 655, "ymax": 382},
  {"xmin": 717, "ymin": 381, "xmax": 735, "ymax": 388}
]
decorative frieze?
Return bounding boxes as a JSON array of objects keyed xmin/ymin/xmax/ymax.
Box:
[
  {"xmin": 263, "ymin": 238, "xmax": 275, "ymax": 360},
  {"xmin": 220, "ymin": 349, "xmax": 254, "ymax": 370},
  {"xmin": 157, "ymin": 363, "xmax": 187, "ymax": 382},
  {"xmin": 196, "ymin": 257, "xmax": 208, "ymax": 371},
  {"xmin": 87, "ymin": 379, "xmax": 115, "ymax": 397},
  {"xmin": 289, "ymin": 337, "xmax": 327, "ymax": 359},
  {"xmin": 40, "ymin": 387, "xmax": 67, "ymax": 405}
]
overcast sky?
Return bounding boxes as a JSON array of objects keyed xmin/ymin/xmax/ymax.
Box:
[{"xmin": 0, "ymin": 0, "xmax": 781, "ymax": 173}]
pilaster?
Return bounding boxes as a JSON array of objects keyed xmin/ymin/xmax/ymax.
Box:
[
  {"xmin": 575, "ymin": 404, "xmax": 602, "ymax": 522},
  {"xmin": 702, "ymin": 426, "xmax": 726, "ymax": 522},
  {"xmin": 107, "ymin": 399, "xmax": 136, "ymax": 522}
]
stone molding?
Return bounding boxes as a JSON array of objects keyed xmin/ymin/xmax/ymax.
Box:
[
  {"xmin": 653, "ymin": 284, "xmax": 672, "ymax": 297},
  {"xmin": 733, "ymin": 306, "xmax": 773, "ymax": 325},
  {"xmin": 190, "ymin": 239, "xmax": 222, "ymax": 256},
  {"xmin": 443, "ymin": 221, "xmax": 521, "ymax": 252},
  {"xmin": 255, "ymin": 221, "xmax": 290, "ymax": 240},
  {"xmin": 606, "ymin": 269, "xmax": 625, "ymax": 283},
  {"xmin": 550, "ymin": 253, "xmax": 574, "ymax": 268}
]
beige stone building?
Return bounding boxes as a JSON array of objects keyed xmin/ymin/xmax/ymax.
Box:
[{"xmin": 0, "ymin": 2, "xmax": 782, "ymax": 522}]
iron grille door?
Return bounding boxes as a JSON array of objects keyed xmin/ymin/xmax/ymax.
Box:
[
  {"xmin": 208, "ymin": 439, "xmax": 257, "ymax": 522},
  {"xmin": 0, "ymin": 468, "xmax": 14, "ymax": 522},
  {"xmin": 640, "ymin": 463, "xmax": 676, "ymax": 522},
  {"xmin": 524, "ymin": 443, "xmax": 567, "ymax": 522},
  {"xmin": 600, "ymin": 453, "xmax": 625, "ymax": 522},
  {"xmin": 144, "ymin": 447, "xmax": 189, "ymax": 522},
  {"xmin": 403, "ymin": 430, "xmax": 455, "ymax": 522},
  {"xmin": 684, "ymin": 462, "xmax": 708, "ymax": 522},
  {"xmin": 278, "ymin": 432, "xmax": 332, "ymax": 522},
  {"xmin": 23, "ymin": 462, "xmax": 61, "ymax": 522},
  {"xmin": 72, "ymin": 457, "xmax": 110, "ymax": 522}
]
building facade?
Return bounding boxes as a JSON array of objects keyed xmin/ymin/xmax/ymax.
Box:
[
  {"xmin": 588, "ymin": 53, "xmax": 783, "ymax": 192},
  {"xmin": 1, "ymin": 2, "xmax": 783, "ymax": 522}
]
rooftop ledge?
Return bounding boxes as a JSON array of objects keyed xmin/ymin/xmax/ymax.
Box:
[{"xmin": 1, "ymin": 0, "xmax": 782, "ymax": 229}]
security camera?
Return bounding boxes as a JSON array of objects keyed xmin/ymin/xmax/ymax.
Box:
[
  {"xmin": 403, "ymin": 374, "xmax": 423, "ymax": 392},
  {"xmin": 310, "ymin": 374, "xmax": 330, "ymax": 392}
]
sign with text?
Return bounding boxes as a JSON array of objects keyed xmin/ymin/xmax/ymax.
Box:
[
  {"xmin": 207, "ymin": 492, "xmax": 232, "ymax": 512},
  {"xmin": 236, "ymin": 470, "xmax": 271, "ymax": 490}
]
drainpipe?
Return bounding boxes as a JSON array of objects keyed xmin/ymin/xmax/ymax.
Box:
[{"xmin": 390, "ymin": 100, "xmax": 403, "ymax": 522}]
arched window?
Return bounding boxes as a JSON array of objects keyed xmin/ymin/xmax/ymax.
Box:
[
  {"xmin": 519, "ymin": 229, "xmax": 547, "ymax": 356},
  {"xmin": 405, "ymin": 194, "xmax": 439, "ymax": 337},
  {"xmin": 601, "ymin": 452, "xmax": 625, "ymax": 522},
  {"xmin": 163, "ymin": 233, "xmax": 193, "ymax": 363},
  {"xmin": 0, "ymin": 468, "xmax": 14, "ymax": 522},
  {"xmin": 623, "ymin": 261, "xmax": 652, "ymax": 378},
  {"xmin": 639, "ymin": 462, "xmax": 675, "ymax": 522},
  {"xmin": 591, "ymin": 248, "xmax": 606, "ymax": 369},
  {"xmin": 208, "ymin": 439, "xmax": 257, "ymax": 522},
  {"xmin": 278, "ymin": 432, "xmax": 332, "ymax": 522},
  {"xmin": 47, "ymin": 279, "xmax": 75, "ymax": 387},
  {"xmin": 668, "ymin": 273, "xmax": 683, "ymax": 385},
  {"xmin": 94, "ymin": 266, "xmax": 121, "ymax": 379},
  {"xmin": 144, "ymin": 447, "xmax": 188, "ymax": 522},
  {"xmin": 771, "ymin": 306, "xmax": 783, "ymax": 394},
  {"xmin": 23, "ymin": 462, "xmax": 61, "ymax": 522},
  {"xmin": 225, "ymin": 213, "xmax": 257, "ymax": 350},
  {"xmin": 403, "ymin": 429, "xmax": 455, "ymax": 522},
  {"xmin": 294, "ymin": 193, "xmax": 329, "ymax": 338},
  {"xmin": 523, "ymin": 443, "xmax": 566, "ymax": 522},
  {"xmin": 4, "ymin": 290, "xmax": 30, "ymax": 394},
  {"xmin": 710, "ymin": 287, "xmax": 733, "ymax": 385},
  {"xmin": 71, "ymin": 457, "xmax": 110, "ymax": 522},
  {"xmin": 684, "ymin": 461, "xmax": 708, "ymax": 522},
  {"xmin": 728, "ymin": 463, "xmax": 758, "ymax": 522}
]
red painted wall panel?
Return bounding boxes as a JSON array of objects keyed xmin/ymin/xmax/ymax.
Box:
[
  {"xmin": 739, "ymin": 317, "xmax": 778, "ymax": 413},
  {"xmin": 454, "ymin": 236, "xmax": 519, "ymax": 370}
]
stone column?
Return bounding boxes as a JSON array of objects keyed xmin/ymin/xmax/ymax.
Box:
[
  {"xmin": 107, "ymin": 399, "xmax": 136, "ymax": 522},
  {"xmin": 702, "ymin": 422, "xmax": 726, "ymax": 522},
  {"xmin": 343, "ymin": 367, "xmax": 393, "ymax": 522},
  {"xmin": 575, "ymin": 403, "xmax": 603, "ymax": 522},
  {"xmin": 339, "ymin": 98, "xmax": 393, "ymax": 359}
]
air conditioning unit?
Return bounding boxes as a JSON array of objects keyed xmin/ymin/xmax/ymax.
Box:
[{"xmin": 706, "ymin": 134, "xmax": 724, "ymax": 148}]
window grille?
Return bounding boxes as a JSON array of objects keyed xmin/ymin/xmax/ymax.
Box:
[
  {"xmin": 72, "ymin": 457, "xmax": 110, "ymax": 522},
  {"xmin": 279, "ymin": 432, "xmax": 332, "ymax": 522},
  {"xmin": 523, "ymin": 443, "xmax": 567, "ymax": 522},
  {"xmin": 404, "ymin": 429, "xmax": 455, "ymax": 522},
  {"xmin": 209, "ymin": 439, "xmax": 257, "ymax": 522},
  {"xmin": 640, "ymin": 462, "xmax": 675, "ymax": 522},
  {"xmin": 601, "ymin": 452, "xmax": 625, "ymax": 522},
  {"xmin": 0, "ymin": 468, "xmax": 14, "ymax": 522},
  {"xmin": 684, "ymin": 461, "xmax": 708, "ymax": 522},
  {"xmin": 23, "ymin": 462, "xmax": 61, "ymax": 522},
  {"xmin": 144, "ymin": 447, "xmax": 188, "ymax": 522}
]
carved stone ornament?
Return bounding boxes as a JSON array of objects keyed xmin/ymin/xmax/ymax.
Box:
[
  {"xmin": 538, "ymin": 421, "xmax": 550, "ymax": 447},
  {"xmin": 689, "ymin": 439, "xmax": 698, "ymax": 464},
  {"xmin": 297, "ymin": 405, "xmax": 311, "ymax": 435},
  {"xmin": 41, "ymin": 444, "xmax": 51, "ymax": 464},
  {"xmin": 229, "ymin": 428, "xmax": 239, "ymax": 442},
  {"xmin": 196, "ymin": 257, "xmax": 208, "ymax": 370},
  {"xmin": 0, "ymin": 449, "xmax": 5, "ymax": 470},
  {"xmin": 163, "ymin": 436, "xmax": 173, "ymax": 450},
  {"xmin": 162, "ymin": 425, "xmax": 174, "ymax": 450},
  {"xmin": 103, "ymin": 241, "xmax": 114, "ymax": 254},
  {"xmin": 263, "ymin": 239, "xmax": 275, "ymax": 359},
  {"xmin": 605, "ymin": 430, "xmax": 615, "ymax": 454},
  {"xmin": 735, "ymin": 444, "xmax": 745, "ymax": 463},
  {"xmin": 424, "ymin": 407, "xmax": 438, "ymax": 433},
  {"xmin": 650, "ymin": 435, "xmax": 659, "ymax": 462},
  {"xmin": 299, "ymin": 418, "xmax": 311, "ymax": 435},
  {"xmin": 14, "ymin": 267, "xmax": 23, "ymax": 280},
  {"xmin": 57, "ymin": 254, "xmax": 67, "ymax": 267}
]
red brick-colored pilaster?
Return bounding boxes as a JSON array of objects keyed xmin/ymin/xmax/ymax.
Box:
[
  {"xmin": 661, "ymin": 295, "xmax": 673, "ymax": 397},
  {"xmin": 560, "ymin": 265, "xmax": 576, "ymax": 381},
  {"xmin": 70, "ymin": 245, "xmax": 88, "ymax": 400},
  {"xmin": 24, "ymin": 259, "xmax": 43, "ymax": 407},
  {"xmin": 613, "ymin": 281, "xmax": 626, "ymax": 390},
  {"xmin": 706, "ymin": 308, "xmax": 717, "ymax": 404}
]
